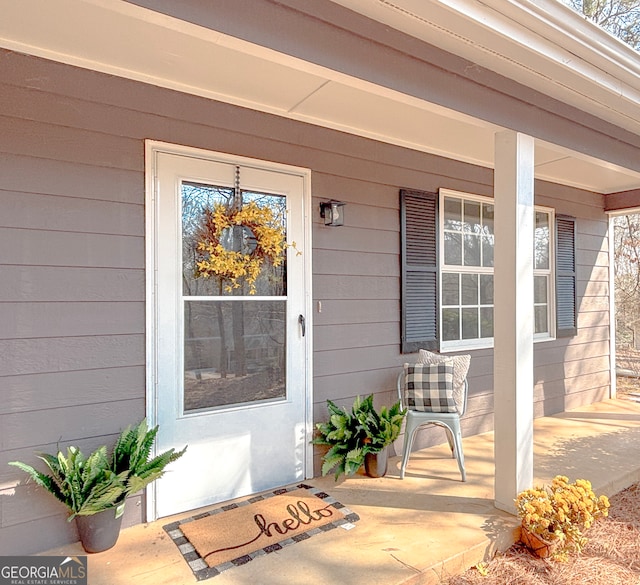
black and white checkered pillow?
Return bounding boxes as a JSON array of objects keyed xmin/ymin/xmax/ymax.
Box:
[
  {"xmin": 403, "ymin": 362, "xmax": 457, "ymax": 413},
  {"xmin": 418, "ymin": 350, "xmax": 470, "ymax": 413}
]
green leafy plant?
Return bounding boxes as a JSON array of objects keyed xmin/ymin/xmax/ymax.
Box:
[
  {"xmin": 9, "ymin": 446, "xmax": 128, "ymax": 520},
  {"xmin": 312, "ymin": 395, "xmax": 405, "ymax": 480},
  {"xmin": 9, "ymin": 419, "xmax": 186, "ymax": 521},
  {"xmin": 516, "ymin": 475, "xmax": 610, "ymax": 559},
  {"xmin": 354, "ymin": 395, "xmax": 405, "ymax": 453},
  {"xmin": 312, "ymin": 399, "xmax": 365, "ymax": 479},
  {"xmin": 112, "ymin": 419, "xmax": 187, "ymax": 497}
]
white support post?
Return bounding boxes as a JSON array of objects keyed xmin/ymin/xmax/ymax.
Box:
[
  {"xmin": 608, "ymin": 213, "xmax": 617, "ymax": 399},
  {"xmin": 493, "ymin": 130, "xmax": 535, "ymax": 514}
]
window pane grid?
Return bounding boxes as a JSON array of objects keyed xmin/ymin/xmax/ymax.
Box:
[
  {"xmin": 441, "ymin": 270, "xmax": 494, "ymax": 342},
  {"xmin": 534, "ymin": 274, "xmax": 550, "ymax": 335},
  {"xmin": 440, "ymin": 190, "xmax": 554, "ymax": 347},
  {"xmin": 443, "ymin": 196, "xmax": 495, "ymax": 269}
]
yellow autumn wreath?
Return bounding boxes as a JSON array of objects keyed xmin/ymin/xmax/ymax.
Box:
[{"xmin": 194, "ymin": 201, "xmax": 286, "ymax": 294}]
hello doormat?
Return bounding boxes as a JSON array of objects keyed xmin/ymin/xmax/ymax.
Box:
[{"xmin": 163, "ymin": 484, "xmax": 359, "ymax": 581}]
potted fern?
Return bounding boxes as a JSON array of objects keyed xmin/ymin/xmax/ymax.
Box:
[
  {"xmin": 355, "ymin": 395, "xmax": 405, "ymax": 478},
  {"xmin": 9, "ymin": 419, "xmax": 186, "ymax": 553},
  {"xmin": 312, "ymin": 395, "xmax": 405, "ymax": 479},
  {"xmin": 312, "ymin": 398, "xmax": 364, "ymax": 480}
]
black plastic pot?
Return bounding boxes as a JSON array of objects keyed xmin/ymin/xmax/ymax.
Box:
[{"xmin": 75, "ymin": 507, "xmax": 124, "ymax": 553}]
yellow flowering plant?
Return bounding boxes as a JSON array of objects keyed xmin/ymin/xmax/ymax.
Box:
[
  {"xmin": 194, "ymin": 201, "xmax": 287, "ymax": 294},
  {"xmin": 515, "ymin": 475, "xmax": 610, "ymax": 559}
]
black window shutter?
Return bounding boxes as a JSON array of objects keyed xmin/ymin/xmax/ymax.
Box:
[
  {"xmin": 401, "ymin": 189, "xmax": 439, "ymax": 353},
  {"xmin": 556, "ymin": 215, "xmax": 577, "ymax": 338}
]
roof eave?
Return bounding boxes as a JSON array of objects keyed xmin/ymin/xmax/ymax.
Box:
[{"xmin": 332, "ymin": 0, "xmax": 640, "ymax": 135}]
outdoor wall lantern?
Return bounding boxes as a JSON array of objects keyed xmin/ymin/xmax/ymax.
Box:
[{"xmin": 319, "ymin": 200, "xmax": 346, "ymax": 227}]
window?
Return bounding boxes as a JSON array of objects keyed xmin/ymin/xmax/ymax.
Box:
[
  {"xmin": 534, "ymin": 210, "xmax": 552, "ymax": 338},
  {"xmin": 440, "ymin": 190, "xmax": 554, "ymax": 349},
  {"xmin": 440, "ymin": 193, "xmax": 496, "ymax": 347},
  {"xmin": 401, "ymin": 189, "xmax": 576, "ymax": 353}
]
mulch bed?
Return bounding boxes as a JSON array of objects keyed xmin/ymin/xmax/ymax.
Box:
[
  {"xmin": 446, "ymin": 349, "xmax": 640, "ymax": 584},
  {"xmin": 445, "ymin": 482, "xmax": 640, "ymax": 584}
]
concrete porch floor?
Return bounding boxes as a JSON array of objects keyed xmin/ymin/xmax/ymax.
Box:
[{"xmin": 43, "ymin": 399, "xmax": 640, "ymax": 585}]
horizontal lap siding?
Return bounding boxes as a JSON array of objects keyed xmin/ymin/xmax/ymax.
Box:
[
  {"xmin": 0, "ymin": 366, "xmax": 145, "ymax": 415},
  {"xmin": 0, "ymin": 335, "xmax": 144, "ymax": 377},
  {"xmin": 0, "ymin": 302, "xmax": 144, "ymax": 338},
  {"xmin": 0, "ymin": 266, "xmax": 144, "ymax": 301},
  {"xmin": 0, "ymin": 190, "xmax": 143, "ymax": 235},
  {"xmin": 0, "ymin": 53, "xmax": 149, "ymax": 554},
  {"xmin": 533, "ymin": 189, "xmax": 610, "ymax": 417},
  {"xmin": 0, "ymin": 49, "xmax": 611, "ymax": 552}
]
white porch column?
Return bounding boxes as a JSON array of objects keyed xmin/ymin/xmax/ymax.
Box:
[{"xmin": 493, "ymin": 130, "xmax": 535, "ymax": 513}]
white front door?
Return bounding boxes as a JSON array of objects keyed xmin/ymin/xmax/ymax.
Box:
[{"xmin": 146, "ymin": 143, "xmax": 311, "ymax": 519}]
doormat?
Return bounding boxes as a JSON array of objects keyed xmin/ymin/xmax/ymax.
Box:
[{"xmin": 163, "ymin": 484, "xmax": 359, "ymax": 581}]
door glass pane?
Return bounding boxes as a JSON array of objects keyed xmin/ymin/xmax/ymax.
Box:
[
  {"xmin": 183, "ymin": 300, "xmax": 286, "ymax": 412},
  {"xmin": 182, "ymin": 182, "xmax": 287, "ymax": 297},
  {"xmin": 182, "ymin": 182, "xmax": 234, "ymax": 297},
  {"xmin": 181, "ymin": 179, "xmax": 289, "ymax": 413}
]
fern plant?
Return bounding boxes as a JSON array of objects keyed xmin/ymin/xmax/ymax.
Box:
[
  {"xmin": 112, "ymin": 419, "xmax": 187, "ymax": 497},
  {"xmin": 9, "ymin": 419, "xmax": 186, "ymax": 520},
  {"xmin": 9, "ymin": 446, "xmax": 128, "ymax": 520},
  {"xmin": 312, "ymin": 399, "xmax": 366, "ymax": 479},
  {"xmin": 312, "ymin": 395, "xmax": 406, "ymax": 480},
  {"xmin": 355, "ymin": 395, "xmax": 406, "ymax": 454}
]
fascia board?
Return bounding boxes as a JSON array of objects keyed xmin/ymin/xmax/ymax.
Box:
[{"xmin": 333, "ymin": 0, "xmax": 640, "ymax": 131}]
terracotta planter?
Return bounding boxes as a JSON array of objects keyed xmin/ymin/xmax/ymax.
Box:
[
  {"xmin": 520, "ymin": 525, "xmax": 560, "ymax": 559},
  {"xmin": 75, "ymin": 506, "xmax": 124, "ymax": 553},
  {"xmin": 364, "ymin": 448, "xmax": 388, "ymax": 478}
]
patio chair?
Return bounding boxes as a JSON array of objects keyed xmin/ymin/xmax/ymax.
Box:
[{"xmin": 396, "ymin": 363, "xmax": 468, "ymax": 482}]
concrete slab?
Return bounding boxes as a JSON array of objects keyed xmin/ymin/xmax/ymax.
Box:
[{"xmin": 40, "ymin": 399, "xmax": 640, "ymax": 585}]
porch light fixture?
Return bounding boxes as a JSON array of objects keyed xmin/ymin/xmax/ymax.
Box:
[{"xmin": 319, "ymin": 200, "xmax": 346, "ymax": 227}]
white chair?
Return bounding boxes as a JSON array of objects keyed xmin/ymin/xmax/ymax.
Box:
[{"xmin": 396, "ymin": 370, "xmax": 467, "ymax": 481}]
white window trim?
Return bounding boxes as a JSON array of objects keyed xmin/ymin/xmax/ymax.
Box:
[{"xmin": 439, "ymin": 189, "xmax": 556, "ymax": 352}]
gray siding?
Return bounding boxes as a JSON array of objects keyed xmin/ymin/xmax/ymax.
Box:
[
  {"xmin": 0, "ymin": 53, "xmax": 148, "ymax": 554},
  {"xmin": 0, "ymin": 47, "xmax": 611, "ymax": 553}
]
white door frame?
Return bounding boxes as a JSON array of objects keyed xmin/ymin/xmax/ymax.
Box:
[{"xmin": 144, "ymin": 140, "xmax": 314, "ymax": 521}]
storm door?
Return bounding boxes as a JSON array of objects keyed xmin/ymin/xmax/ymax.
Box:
[{"xmin": 148, "ymin": 146, "xmax": 310, "ymax": 518}]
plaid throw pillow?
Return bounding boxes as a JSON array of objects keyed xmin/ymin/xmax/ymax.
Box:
[
  {"xmin": 418, "ymin": 350, "xmax": 470, "ymax": 413},
  {"xmin": 403, "ymin": 362, "xmax": 457, "ymax": 413}
]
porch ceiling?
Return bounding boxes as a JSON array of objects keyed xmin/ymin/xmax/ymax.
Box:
[{"xmin": 2, "ymin": 0, "xmax": 640, "ymax": 194}]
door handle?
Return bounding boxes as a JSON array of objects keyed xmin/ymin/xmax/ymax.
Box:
[{"xmin": 298, "ymin": 314, "xmax": 306, "ymax": 337}]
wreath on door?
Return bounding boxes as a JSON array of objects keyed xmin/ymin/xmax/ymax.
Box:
[{"xmin": 194, "ymin": 201, "xmax": 286, "ymax": 294}]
